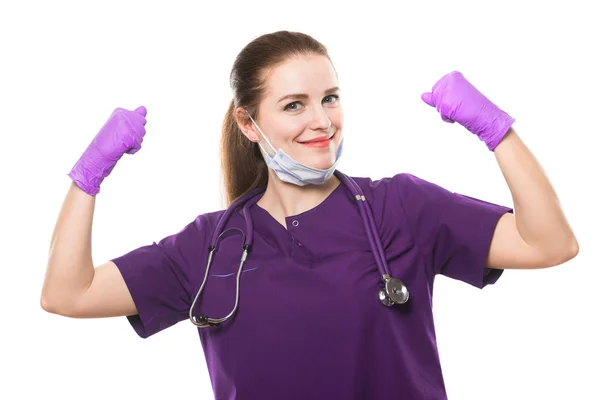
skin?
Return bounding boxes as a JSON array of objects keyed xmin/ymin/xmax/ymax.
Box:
[
  {"xmin": 41, "ymin": 52, "xmax": 579, "ymax": 321},
  {"xmin": 484, "ymin": 128, "xmax": 578, "ymax": 269},
  {"xmin": 235, "ymin": 54, "xmax": 344, "ymax": 228},
  {"xmin": 235, "ymin": 53, "xmax": 579, "ymax": 269}
]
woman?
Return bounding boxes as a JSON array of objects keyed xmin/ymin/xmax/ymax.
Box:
[{"xmin": 41, "ymin": 31, "xmax": 578, "ymax": 399}]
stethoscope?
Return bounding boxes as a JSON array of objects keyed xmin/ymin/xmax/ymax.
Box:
[{"xmin": 189, "ymin": 170, "xmax": 409, "ymax": 328}]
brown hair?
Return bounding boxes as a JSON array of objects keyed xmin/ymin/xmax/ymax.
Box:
[{"xmin": 220, "ymin": 30, "xmax": 333, "ymax": 207}]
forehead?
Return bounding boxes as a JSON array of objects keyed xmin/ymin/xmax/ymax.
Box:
[{"xmin": 263, "ymin": 54, "xmax": 337, "ymax": 98}]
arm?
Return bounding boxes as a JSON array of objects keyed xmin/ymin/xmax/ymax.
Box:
[
  {"xmin": 420, "ymin": 71, "xmax": 578, "ymax": 270},
  {"xmin": 486, "ymin": 128, "xmax": 579, "ymax": 269},
  {"xmin": 41, "ymin": 182, "xmax": 137, "ymax": 318}
]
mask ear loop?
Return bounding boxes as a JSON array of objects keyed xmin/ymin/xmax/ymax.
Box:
[{"xmin": 246, "ymin": 111, "xmax": 276, "ymax": 160}]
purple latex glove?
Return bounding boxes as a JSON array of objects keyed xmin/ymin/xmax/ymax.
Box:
[
  {"xmin": 421, "ymin": 71, "xmax": 515, "ymax": 151},
  {"xmin": 68, "ymin": 106, "xmax": 147, "ymax": 196}
]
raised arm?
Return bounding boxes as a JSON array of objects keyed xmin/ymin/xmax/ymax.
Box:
[
  {"xmin": 41, "ymin": 106, "xmax": 148, "ymax": 318},
  {"xmin": 41, "ymin": 182, "xmax": 138, "ymax": 317}
]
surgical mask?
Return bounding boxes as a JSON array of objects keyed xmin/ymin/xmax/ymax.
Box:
[{"xmin": 247, "ymin": 113, "xmax": 344, "ymax": 186}]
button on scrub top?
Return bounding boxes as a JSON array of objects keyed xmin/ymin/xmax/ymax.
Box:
[{"xmin": 111, "ymin": 173, "xmax": 513, "ymax": 400}]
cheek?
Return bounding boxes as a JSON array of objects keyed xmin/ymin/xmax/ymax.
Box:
[
  {"xmin": 330, "ymin": 108, "xmax": 344, "ymax": 127},
  {"xmin": 269, "ymin": 119, "xmax": 304, "ymax": 142},
  {"xmin": 285, "ymin": 122, "xmax": 305, "ymax": 138}
]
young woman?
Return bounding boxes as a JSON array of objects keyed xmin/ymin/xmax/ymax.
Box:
[{"xmin": 42, "ymin": 30, "xmax": 578, "ymax": 399}]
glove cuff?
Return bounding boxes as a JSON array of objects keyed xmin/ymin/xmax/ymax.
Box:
[
  {"xmin": 67, "ymin": 153, "xmax": 117, "ymax": 196},
  {"xmin": 482, "ymin": 110, "xmax": 516, "ymax": 151}
]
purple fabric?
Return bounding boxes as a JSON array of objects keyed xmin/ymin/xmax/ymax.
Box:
[{"xmin": 111, "ymin": 173, "xmax": 513, "ymax": 399}]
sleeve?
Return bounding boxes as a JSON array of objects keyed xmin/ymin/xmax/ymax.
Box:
[
  {"xmin": 110, "ymin": 215, "xmax": 209, "ymax": 338},
  {"xmin": 394, "ymin": 173, "xmax": 514, "ymax": 288}
]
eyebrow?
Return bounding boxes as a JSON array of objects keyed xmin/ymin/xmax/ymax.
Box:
[{"xmin": 277, "ymin": 87, "xmax": 340, "ymax": 103}]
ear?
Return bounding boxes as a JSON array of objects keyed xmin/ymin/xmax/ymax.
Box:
[{"xmin": 234, "ymin": 107, "xmax": 258, "ymax": 141}]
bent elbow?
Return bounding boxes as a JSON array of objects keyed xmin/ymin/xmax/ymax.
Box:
[
  {"xmin": 570, "ymin": 239, "xmax": 580, "ymax": 259},
  {"xmin": 544, "ymin": 239, "xmax": 579, "ymax": 268},
  {"xmin": 40, "ymin": 293, "xmax": 77, "ymax": 317},
  {"xmin": 41, "ymin": 294, "xmax": 59, "ymax": 315},
  {"xmin": 561, "ymin": 238, "xmax": 580, "ymax": 263}
]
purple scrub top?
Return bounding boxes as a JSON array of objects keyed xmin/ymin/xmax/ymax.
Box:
[{"xmin": 111, "ymin": 172, "xmax": 513, "ymax": 400}]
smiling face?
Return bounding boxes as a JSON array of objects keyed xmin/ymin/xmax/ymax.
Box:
[{"xmin": 244, "ymin": 53, "xmax": 344, "ymax": 170}]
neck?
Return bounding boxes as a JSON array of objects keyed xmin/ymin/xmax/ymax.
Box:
[{"xmin": 257, "ymin": 170, "xmax": 341, "ymax": 220}]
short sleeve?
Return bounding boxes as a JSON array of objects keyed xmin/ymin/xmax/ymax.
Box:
[
  {"xmin": 394, "ymin": 173, "xmax": 514, "ymax": 288},
  {"xmin": 110, "ymin": 215, "xmax": 209, "ymax": 338}
]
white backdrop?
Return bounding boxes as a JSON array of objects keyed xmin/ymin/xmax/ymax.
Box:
[{"xmin": 1, "ymin": 1, "xmax": 598, "ymax": 399}]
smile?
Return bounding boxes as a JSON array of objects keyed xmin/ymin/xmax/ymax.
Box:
[{"xmin": 300, "ymin": 131, "xmax": 336, "ymax": 148}]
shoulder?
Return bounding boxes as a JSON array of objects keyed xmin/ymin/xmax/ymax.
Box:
[
  {"xmin": 347, "ymin": 172, "xmax": 455, "ymax": 235},
  {"xmin": 350, "ymin": 172, "xmax": 431, "ymax": 189},
  {"xmin": 157, "ymin": 209, "xmax": 226, "ymax": 251},
  {"xmin": 349, "ymin": 172, "xmax": 440, "ymax": 203},
  {"xmin": 194, "ymin": 209, "xmax": 226, "ymax": 230},
  {"xmin": 345, "ymin": 172, "xmax": 432, "ymax": 220}
]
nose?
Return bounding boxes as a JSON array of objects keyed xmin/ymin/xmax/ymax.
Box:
[{"xmin": 308, "ymin": 106, "xmax": 333, "ymax": 131}]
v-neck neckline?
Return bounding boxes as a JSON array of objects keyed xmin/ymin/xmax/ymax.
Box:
[
  {"xmin": 247, "ymin": 180, "xmax": 347, "ymax": 261},
  {"xmin": 253, "ymin": 179, "xmax": 345, "ymax": 229},
  {"xmin": 222, "ymin": 173, "xmax": 360, "ymax": 264}
]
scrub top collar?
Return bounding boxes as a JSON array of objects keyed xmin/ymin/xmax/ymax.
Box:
[{"xmin": 244, "ymin": 179, "xmax": 350, "ymax": 261}]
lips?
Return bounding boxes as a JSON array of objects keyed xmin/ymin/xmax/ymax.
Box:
[{"xmin": 300, "ymin": 133, "xmax": 334, "ymax": 144}]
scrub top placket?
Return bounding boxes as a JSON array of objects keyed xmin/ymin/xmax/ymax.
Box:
[{"xmin": 250, "ymin": 182, "xmax": 347, "ymax": 267}]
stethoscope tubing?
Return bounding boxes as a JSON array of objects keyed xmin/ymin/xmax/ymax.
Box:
[{"xmin": 189, "ymin": 171, "xmax": 408, "ymax": 328}]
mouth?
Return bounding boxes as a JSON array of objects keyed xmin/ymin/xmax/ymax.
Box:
[{"xmin": 299, "ymin": 131, "xmax": 336, "ymax": 147}]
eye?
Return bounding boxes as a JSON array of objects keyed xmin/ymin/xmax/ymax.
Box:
[
  {"xmin": 283, "ymin": 94, "xmax": 340, "ymax": 111},
  {"xmin": 323, "ymin": 94, "xmax": 340, "ymax": 104},
  {"xmin": 283, "ymin": 101, "xmax": 301, "ymax": 111}
]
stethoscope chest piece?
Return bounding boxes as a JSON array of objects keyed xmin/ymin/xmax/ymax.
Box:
[
  {"xmin": 189, "ymin": 171, "xmax": 412, "ymax": 329},
  {"xmin": 379, "ymin": 274, "xmax": 410, "ymax": 306}
]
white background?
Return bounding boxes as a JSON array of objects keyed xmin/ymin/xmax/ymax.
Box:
[{"xmin": 1, "ymin": 1, "xmax": 598, "ymax": 399}]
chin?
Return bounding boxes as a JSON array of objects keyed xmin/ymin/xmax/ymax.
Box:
[{"xmin": 311, "ymin": 157, "xmax": 337, "ymax": 170}]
